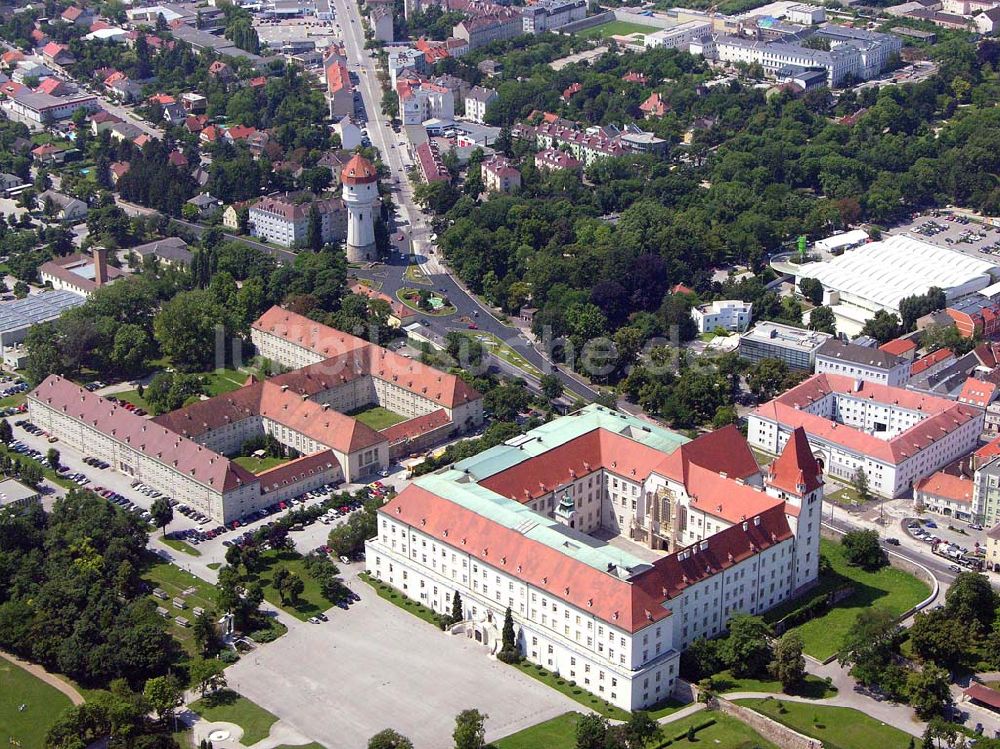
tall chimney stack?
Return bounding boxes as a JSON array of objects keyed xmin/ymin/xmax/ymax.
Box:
[{"xmin": 93, "ymin": 247, "xmax": 108, "ymax": 286}]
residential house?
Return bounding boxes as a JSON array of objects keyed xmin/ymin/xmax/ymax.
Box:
[
  {"xmin": 464, "ymin": 86, "xmax": 497, "ymax": 124},
  {"xmin": 248, "ymin": 194, "xmax": 347, "ymax": 247},
  {"xmin": 208, "ymin": 60, "xmax": 235, "ymax": 83},
  {"xmin": 640, "ymin": 92, "xmax": 670, "ymax": 118},
  {"xmin": 481, "ymin": 155, "xmax": 520, "ymax": 194},
  {"xmin": 90, "ymin": 109, "xmax": 123, "ymax": 135},
  {"xmin": 533, "ymin": 147, "xmax": 582, "ymax": 172},
  {"xmin": 41, "ymin": 42, "xmax": 75, "ymax": 67},
  {"xmin": 109, "ymin": 161, "xmax": 130, "ymax": 185},
  {"xmin": 129, "ymin": 237, "xmax": 193, "ymax": 267},
  {"xmin": 186, "ymin": 193, "xmax": 222, "ymax": 218}
]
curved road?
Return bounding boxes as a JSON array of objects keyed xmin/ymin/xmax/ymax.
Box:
[{"xmin": 328, "ymin": 0, "xmax": 601, "ymax": 402}]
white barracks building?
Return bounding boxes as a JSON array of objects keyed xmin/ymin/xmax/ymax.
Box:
[
  {"xmin": 366, "ymin": 406, "xmax": 823, "ymax": 711},
  {"xmin": 28, "ymin": 306, "xmax": 482, "ymax": 524}
]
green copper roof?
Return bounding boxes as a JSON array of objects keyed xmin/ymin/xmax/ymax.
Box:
[
  {"xmin": 418, "ymin": 405, "xmax": 689, "ymax": 574},
  {"xmin": 414, "ymin": 471, "xmax": 651, "ymax": 573},
  {"xmin": 453, "ymin": 404, "xmax": 689, "ymax": 482}
]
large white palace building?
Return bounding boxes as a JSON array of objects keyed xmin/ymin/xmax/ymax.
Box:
[
  {"xmin": 366, "ymin": 406, "xmax": 824, "ymax": 711},
  {"xmin": 27, "ymin": 306, "xmax": 482, "ymax": 523}
]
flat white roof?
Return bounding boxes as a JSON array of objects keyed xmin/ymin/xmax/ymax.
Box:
[
  {"xmin": 796, "ymin": 234, "xmax": 997, "ymax": 312},
  {"xmin": 814, "ymin": 228, "xmax": 869, "ymax": 251}
]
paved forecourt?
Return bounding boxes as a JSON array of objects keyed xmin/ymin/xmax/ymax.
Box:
[{"xmin": 225, "ymin": 569, "xmax": 577, "ymax": 748}]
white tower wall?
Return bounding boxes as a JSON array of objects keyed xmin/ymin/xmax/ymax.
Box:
[{"xmin": 343, "ymin": 179, "xmax": 378, "ymax": 262}]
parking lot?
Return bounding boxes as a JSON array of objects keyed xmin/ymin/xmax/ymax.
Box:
[
  {"xmin": 5, "ymin": 415, "xmax": 410, "ymax": 567},
  {"xmin": 226, "ymin": 567, "xmax": 578, "ymax": 749},
  {"xmin": 887, "ymin": 211, "xmax": 1000, "ymax": 264}
]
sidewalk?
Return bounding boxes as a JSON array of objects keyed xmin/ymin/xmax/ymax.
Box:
[{"xmin": 0, "ymin": 649, "xmax": 84, "ymax": 706}]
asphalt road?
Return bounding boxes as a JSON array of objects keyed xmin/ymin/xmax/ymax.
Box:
[{"xmin": 329, "ymin": 0, "xmax": 601, "ymax": 401}]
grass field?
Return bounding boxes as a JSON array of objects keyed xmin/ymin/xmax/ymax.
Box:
[
  {"xmin": 162, "ymin": 536, "xmax": 201, "ymax": 556},
  {"xmin": 404, "ymin": 263, "xmax": 432, "ymax": 286},
  {"xmin": 512, "ymin": 661, "xmax": 631, "ymax": 721},
  {"xmin": 143, "ymin": 557, "xmax": 220, "ymax": 656},
  {"xmin": 234, "ymin": 455, "xmax": 291, "ymax": 473},
  {"xmin": 494, "ymin": 711, "xmax": 779, "ymax": 749},
  {"xmin": 251, "ymin": 550, "xmax": 330, "ymax": 621},
  {"xmin": 0, "ymin": 659, "xmax": 73, "ymax": 747},
  {"xmin": 360, "ymin": 572, "xmax": 440, "ymax": 627},
  {"xmin": 736, "ymin": 698, "xmax": 914, "ymax": 749},
  {"xmin": 397, "ymin": 288, "xmax": 456, "ymax": 316},
  {"xmin": 765, "ymin": 539, "xmax": 930, "ymax": 660},
  {"xmin": 202, "ymin": 368, "xmax": 253, "ymax": 397},
  {"xmin": 576, "ymin": 19, "xmax": 657, "ymax": 38},
  {"xmin": 346, "ymin": 405, "xmax": 406, "ymax": 431},
  {"xmin": 190, "ymin": 690, "xmax": 278, "ymax": 746},
  {"xmin": 458, "ymin": 330, "xmax": 543, "ymax": 379},
  {"xmin": 709, "ymin": 670, "xmax": 836, "ymax": 699},
  {"xmin": 115, "ymin": 389, "xmax": 152, "ymax": 411}
]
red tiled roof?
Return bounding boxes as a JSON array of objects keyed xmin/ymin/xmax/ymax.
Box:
[
  {"xmin": 977, "ymin": 436, "xmax": 1000, "ymax": 463},
  {"xmin": 911, "ymin": 347, "xmax": 955, "ymax": 375},
  {"xmin": 915, "ymin": 471, "xmax": 973, "ymax": 504},
  {"xmin": 31, "ymin": 376, "xmax": 256, "ymax": 492},
  {"xmin": 252, "ymin": 306, "xmax": 480, "ymax": 409},
  {"xmin": 640, "ymin": 92, "xmax": 668, "ymax": 116},
  {"xmin": 257, "ymin": 450, "xmax": 338, "ymax": 492},
  {"xmin": 752, "ymin": 373, "xmax": 979, "ymax": 464},
  {"xmin": 381, "ymin": 409, "xmax": 450, "ymax": 443},
  {"xmin": 348, "ymin": 281, "xmax": 414, "ymax": 319},
  {"xmin": 249, "ymin": 76, "xmax": 267, "ymax": 87},
  {"xmin": 41, "ymin": 41, "xmax": 67, "ymax": 58},
  {"xmin": 36, "ymin": 78, "xmax": 63, "ymax": 95},
  {"xmin": 879, "ymin": 337, "xmax": 917, "ymax": 356},
  {"xmin": 110, "ymin": 161, "xmax": 130, "ymax": 178},
  {"xmin": 959, "ymin": 377, "xmax": 997, "ymax": 408},
  {"xmin": 326, "ymin": 58, "xmax": 351, "ymax": 95},
  {"xmin": 61, "ymin": 6, "xmax": 83, "ymax": 21},
  {"xmin": 767, "ymin": 427, "xmax": 822, "ymax": 496},
  {"xmin": 148, "ymin": 93, "xmax": 175, "ymax": 105},
  {"xmin": 965, "ymin": 683, "xmax": 1000, "ymax": 710},
  {"xmin": 341, "ymin": 153, "xmax": 377, "ymax": 185},
  {"xmin": 2, "ymin": 50, "xmax": 24, "ymax": 64},
  {"xmin": 383, "ymin": 484, "xmax": 793, "ymax": 633},
  {"xmin": 225, "ymin": 124, "xmax": 257, "ymax": 141}
]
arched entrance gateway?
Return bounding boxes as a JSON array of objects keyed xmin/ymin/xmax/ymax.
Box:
[{"xmin": 454, "ymin": 610, "xmax": 502, "ymax": 655}]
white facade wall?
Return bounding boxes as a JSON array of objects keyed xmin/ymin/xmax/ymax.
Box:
[
  {"xmin": 813, "ymin": 355, "xmax": 911, "ymax": 387},
  {"xmin": 643, "ymin": 22, "xmax": 712, "ymax": 49},
  {"xmin": 691, "ymin": 300, "xmax": 752, "ymax": 333}
]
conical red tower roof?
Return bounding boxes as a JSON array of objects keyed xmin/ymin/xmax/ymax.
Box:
[
  {"xmin": 768, "ymin": 427, "xmax": 822, "ymax": 495},
  {"xmin": 341, "ymin": 153, "xmax": 377, "ymax": 185}
]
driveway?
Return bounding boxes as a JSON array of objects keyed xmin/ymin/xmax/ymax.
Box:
[{"xmin": 225, "ymin": 571, "xmax": 577, "ymax": 748}]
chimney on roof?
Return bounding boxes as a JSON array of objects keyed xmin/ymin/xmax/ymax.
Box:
[{"xmin": 93, "ymin": 247, "xmax": 109, "ymax": 286}]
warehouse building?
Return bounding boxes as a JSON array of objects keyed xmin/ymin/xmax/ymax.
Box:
[{"xmin": 794, "ymin": 234, "xmax": 997, "ymax": 335}]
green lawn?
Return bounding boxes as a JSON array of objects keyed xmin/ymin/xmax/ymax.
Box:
[
  {"xmin": 397, "ymin": 288, "xmax": 456, "ymax": 316},
  {"xmin": 404, "ymin": 263, "xmax": 432, "ymax": 286},
  {"xmin": 251, "ymin": 550, "xmax": 330, "ymax": 621},
  {"xmin": 736, "ymin": 698, "xmax": 914, "ymax": 749},
  {"xmin": 0, "ymin": 659, "xmax": 73, "ymax": 747},
  {"xmin": 708, "ymin": 670, "xmax": 836, "ymax": 699},
  {"xmin": 345, "ymin": 405, "xmax": 406, "ymax": 430},
  {"xmin": 161, "ymin": 536, "xmax": 201, "ymax": 557},
  {"xmin": 234, "ymin": 455, "xmax": 291, "ymax": 473},
  {"xmin": 765, "ymin": 539, "xmax": 930, "ymax": 660},
  {"xmin": 457, "ymin": 330, "xmax": 543, "ymax": 379},
  {"xmin": 359, "ymin": 572, "xmax": 441, "ymax": 627},
  {"xmin": 0, "ymin": 392, "xmax": 26, "ymax": 409},
  {"xmin": 115, "ymin": 389, "xmax": 152, "ymax": 411},
  {"xmin": 511, "ymin": 661, "xmax": 631, "ymax": 721},
  {"xmin": 202, "ymin": 368, "xmax": 254, "ymax": 397},
  {"xmin": 190, "ymin": 690, "xmax": 277, "ymax": 746},
  {"xmin": 494, "ymin": 711, "xmax": 779, "ymax": 749},
  {"xmin": 142, "ymin": 556, "xmax": 220, "ymax": 656},
  {"xmin": 576, "ymin": 19, "xmax": 658, "ymax": 38}
]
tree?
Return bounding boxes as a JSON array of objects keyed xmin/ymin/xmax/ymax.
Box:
[
  {"xmin": 143, "ymin": 674, "xmax": 182, "ymax": 725},
  {"xmin": 306, "ymin": 204, "xmax": 323, "ymax": 251},
  {"xmin": 623, "ymin": 712, "xmax": 661, "ymax": 749},
  {"xmin": 453, "ymin": 709, "xmax": 487, "ymax": 749},
  {"xmin": 0, "ymin": 419, "xmax": 11, "ymax": 444},
  {"xmin": 747, "ymin": 358, "xmax": 790, "ymax": 401},
  {"xmin": 576, "ymin": 713, "xmax": 611, "ymax": 749},
  {"xmin": 799, "ymin": 278, "xmax": 824, "ymax": 306},
  {"xmin": 192, "ymin": 609, "xmax": 220, "ymax": 657},
  {"xmin": 906, "ymin": 664, "xmax": 953, "ymax": 719},
  {"xmin": 722, "ymin": 614, "xmax": 772, "ymax": 678},
  {"xmin": 860, "ymin": 310, "xmax": 902, "ymax": 344},
  {"xmin": 285, "ymin": 574, "xmax": 305, "ymax": 603},
  {"xmin": 46, "ymin": 447, "xmax": 60, "ymax": 469},
  {"xmin": 945, "ymin": 572, "xmax": 997, "ymax": 636},
  {"xmin": 809, "ymin": 305, "xmax": 836, "ymax": 334},
  {"xmin": 189, "ymin": 657, "xmax": 227, "ymax": 697},
  {"xmin": 150, "ymin": 496, "xmax": 173, "ymax": 536},
  {"xmin": 451, "ymin": 590, "xmax": 464, "ymax": 624},
  {"xmin": 838, "ymin": 607, "xmax": 900, "ymax": 687},
  {"xmin": 769, "ymin": 631, "xmax": 806, "ymax": 690},
  {"xmin": 498, "ymin": 607, "xmax": 519, "ymax": 663},
  {"xmin": 368, "ymin": 729, "xmax": 414, "ymax": 749},
  {"xmin": 852, "ymin": 467, "xmax": 871, "ymax": 500},
  {"xmin": 841, "ymin": 529, "xmax": 885, "ymax": 570},
  {"xmin": 273, "ymin": 567, "xmax": 291, "ymax": 602},
  {"xmin": 908, "ymin": 609, "xmax": 971, "ymax": 670},
  {"xmin": 153, "ymin": 290, "xmax": 229, "ymax": 373},
  {"xmin": 540, "ymin": 373, "xmax": 563, "ymax": 401}
]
